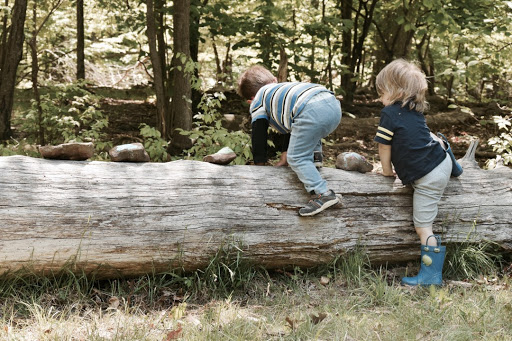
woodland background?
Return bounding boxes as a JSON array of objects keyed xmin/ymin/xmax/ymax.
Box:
[
  {"xmin": 0, "ymin": 0, "xmax": 511, "ymax": 166},
  {"xmin": 1, "ymin": 1, "xmax": 512, "ymax": 340}
]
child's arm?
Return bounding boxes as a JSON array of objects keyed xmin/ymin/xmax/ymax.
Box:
[
  {"xmin": 274, "ymin": 133, "xmax": 289, "ymax": 166},
  {"xmin": 252, "ymin": 119, "xmax": 269, "ymax": 165},
  {"xmin": 378, "ymin": 143, "xmax": 395, "ymax": 176}
]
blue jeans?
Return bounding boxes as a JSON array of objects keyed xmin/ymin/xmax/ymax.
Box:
[{"xmin": 287, "ymin": 92, "xmax": 342, "ymax": 194}]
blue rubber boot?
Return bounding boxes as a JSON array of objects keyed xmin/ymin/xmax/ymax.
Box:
[{"xmin": 402, "ymin": 235, "xmax": 446, "ymax": 286}]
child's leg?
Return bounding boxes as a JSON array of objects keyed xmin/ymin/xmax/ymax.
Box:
[
  {"xmin": 411, "ymin": 153, "xmax": 452, "ymax": 236},
  {"xmin": 287, "ymin": 93, "xmax": 341, "ymax": 194},
  {"xmin": 415, "ymin": 226, "xmax": 435, "ymax": 246},
  {"xmin": 402, "ymin": 154, "xmax": 451, "ymax": 286}
]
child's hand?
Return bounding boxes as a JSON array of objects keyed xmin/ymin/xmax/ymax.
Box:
[
  {"xmin": 379, "ymin": 170, "xmax": 396, "ymax": 177},
  {"xmin": 274, "ymin": 152, "xmax": 288, "ymax": 167}
]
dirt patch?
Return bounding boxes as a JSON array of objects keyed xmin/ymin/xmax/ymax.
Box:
[{"xmin": 99, "ymin": 90, "xmax": 509, "ymax": 168}]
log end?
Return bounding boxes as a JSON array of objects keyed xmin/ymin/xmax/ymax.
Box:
[{"xmin": 459, "ymin": 139, "xmax": 480, "ymax": 169}]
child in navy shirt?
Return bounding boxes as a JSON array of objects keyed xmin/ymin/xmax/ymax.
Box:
[
  {"xmin": 374, "ymin": 59, "xmax": 455, "ymax": 286},
  {"xmin": 238, "ymin": 65, "xmax": 342, "ymax": 216}
]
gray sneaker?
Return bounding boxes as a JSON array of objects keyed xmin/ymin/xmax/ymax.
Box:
[
  {"xmin": 314, "ymin": 151, "xmax": 323, "ymax": 168},
  {"xmin": 299, "ymin": 190, "xmax": 340, "ymax": 216}
]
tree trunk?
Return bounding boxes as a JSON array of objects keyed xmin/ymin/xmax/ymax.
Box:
[
  {"xmin": 155, "ymin": 0, "xmax": 168, "ymax": 87},
  {"xmin": 0, "ymin": 0, "xmax": 9, "ymax": 73},
  {"xmin": 76, "ymin": 0, "xmax": 85, "ymax": 80},
  {"xmin": 28, "ymin": 2, "xmax": 44, "ymax": 145},
  {"xmin": 146, "ymin": 0, "xmax": 169, "ymax": 138},
  {"xmin": 189, "ymin": 0, "xmax": 203, "ymax": 113},
  {"xmin": 169, "ymin": 0, "xmax": 192, "ymax": 152},
  {"xmin": 340, "ymin": 0, "xmax": 352, "ymax": 100},
  {"xmin": 349, "ymin": 0, "xmax": 378, "ymax": 98},
  {"xmin": 277, "ymin": 47, "xmax": 288, "ymax": 83},
  {"xmin": 0, "ymin": 0, "xmax": 27, "ymax": 141},
  {"xmin": 0, "ymin": 141, "xmax": 510, "ymax": 279}
]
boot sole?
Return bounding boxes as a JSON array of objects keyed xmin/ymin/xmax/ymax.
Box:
[{"xmin": 299, "ymin": 196, "xmax": 340, "ymax": 217}]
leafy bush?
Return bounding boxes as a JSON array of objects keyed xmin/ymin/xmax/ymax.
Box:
[
  {"xmin": 444, "ymin": 221, "xmax": 502, "ymax": 280},
  {"xmin": 139, "ymin": 123, "xmax": 170, "ymax": 162},
  {"xmin": 177, "ymin": 92, "xmax": 252, "ymax": 165},
  {"xmin": 14, "ymin": 82, "xmax": 112, "ymax": 158},
  {"xmin": 487, "ymin": 115, "xmax": 512, "ymax": 167},
  {"xmin": 0, "ymin": 138, "xmax": 39, "ymax": 157}
]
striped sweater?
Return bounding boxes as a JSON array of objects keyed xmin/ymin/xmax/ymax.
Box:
[{"xmin": 250, "ymin": 82, "xmax": 329, "ymax": 133}]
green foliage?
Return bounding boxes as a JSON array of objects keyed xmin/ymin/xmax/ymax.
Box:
[
  {"xmin": 330, "ymin": 245, "xmax": 371, "ymax": 287},
  {"xmin": 178, "ymin": 92, "xmax": 252, "ymax": 165},
  {"xmin": 0, "ymin": 139, "xmax": 39, "ymax": 157},
  {"xmin": 189, "ymin": 240, "xmax": 257, "ymax": 297},
  {"xmin": 445, "ymin": 240, "xmax": 501, "ymax": 280},
  {"xmin": 139, "ymin": 123, "xmax": 170, "ymax": 162},
  {"xmin": 487, "ymin": 115, "xmax": 512, "ymax": 166},
  {"xmin": 173, "ymin": 52, "xmax": 202, "ymax": 91},
  {"xmin": 14, "ymin": 83, "xmax": 112, "ymax": 158},
  {"xmin": 444, "ymin": 221, "xmax": 502, "ymax": 280}
]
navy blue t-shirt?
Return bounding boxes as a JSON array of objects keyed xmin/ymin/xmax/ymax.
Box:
[{"xmin": 374, "ymin": 102, "xmax": 446, "ymax": 185}]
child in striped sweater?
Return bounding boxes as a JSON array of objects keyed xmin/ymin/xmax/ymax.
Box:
[{"xmin": 237, "ymin": 65, "xmax": 342, "ymax": 216}]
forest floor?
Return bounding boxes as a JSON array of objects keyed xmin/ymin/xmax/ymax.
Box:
[
  {"xmin": 5, "ymin": 88, "xmax": 512, "ymax": 340},
  {"xmin": 96, "ymin": 88, "xmax": 509, "ymax": 169}
]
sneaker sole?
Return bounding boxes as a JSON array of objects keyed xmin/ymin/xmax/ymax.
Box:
[{"xmin": 299, "ymin": 196, "xmax": 340, "ymax": 217}]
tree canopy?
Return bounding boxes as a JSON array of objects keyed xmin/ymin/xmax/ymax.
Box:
[{"xmin": 1, "ymin": 0, "xmax": 512, "ymax": 153}]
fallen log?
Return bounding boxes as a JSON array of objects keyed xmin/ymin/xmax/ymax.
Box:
[{"xmin": 1, "ymin": 141, "xmax": 511, "ymax": 279}]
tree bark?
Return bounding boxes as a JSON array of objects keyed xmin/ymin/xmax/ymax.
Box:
[
  {"xmin": 0, "ymin": 0, "xmax": 9, "ymax": 73},
  {"xmin": 76, "ymin": 0, "xmax": 85, "ymax": 80},
  {"xmin": 169, "ymin": 0, "xmax": 192, "ymax": 152},
  {"xmin": 146, "ymin": 0, "xmax": 169, "ymax": 137},
  {"xmin": 0, "ymin": 0, "xmax": 27, "ymax": 141},
  {"xmin": 0, "ymin": 141, "xmax": 511, "ymax": 279},
  {"xmin": 340, "ymin": 0, "xmax": 352, "ymax": 100}
]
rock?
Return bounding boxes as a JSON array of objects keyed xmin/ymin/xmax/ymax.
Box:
[
  {"xmin": 336, "ymin": 152, "xmax": 373, "ymax": 173},
  {"xmin": 38, "ymin": 142, "xmax": 94, "ymax": 161},
  {"xmin": 109, "ymin": 143, "xmax": 150, "ymax": 162},
  {"xmin": 203, "ymin": 147, "xmax": 237, "ymax": 165}
]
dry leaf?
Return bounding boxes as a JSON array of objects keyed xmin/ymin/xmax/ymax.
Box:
[
  {"xmin": 165, "ymin": 325, "xmax": 183, "ymax": 340},
  {"xmin": 285, "ymin": 316, "xmax": 296, "ymax": 330},
  {"xmin": 170, "ymin": 303, "xmax": 187, "ymax": 320},
  {"xmin": 108, "ymin": 296, "xmax": 120, "ymax": 310},
  {"xmin": 310, "ymin": 312, "xmax": 327, "ymax": 324}
]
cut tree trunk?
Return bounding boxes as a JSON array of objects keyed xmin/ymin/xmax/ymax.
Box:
[{"xmin": 0, "ymin": 141, "xmax": 511, "ymax": 279}]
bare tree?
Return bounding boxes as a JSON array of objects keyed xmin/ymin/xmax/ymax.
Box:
[
  {"xmin": 146, "ymin": 0, "xmax": 169, "ymax": 137},
  {"xmin": 26, "ymin": 0, "xmax": 64, "ymax": 145},
  {"xmin": 169, "ymin": 0, "xmax": 192, "ymax": 152},
  {"xmin": 0, "ymin": 0, "xmax": 9, "ymax": 71},
  {"xmin": 0, "ymin": 0, "xmax": 28, "ymax": 141},
  {"xmin": 77, "ymin": 0, "xmax": 85, "ymax": 80}
]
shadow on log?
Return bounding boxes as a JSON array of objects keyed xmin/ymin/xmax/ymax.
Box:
[{"xmin": 0, "ymin": 141, "xmax": 511, "ymax": 279}]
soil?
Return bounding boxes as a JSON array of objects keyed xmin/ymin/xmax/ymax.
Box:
[{"xmin": 98, "ymin": 89, "xmax": 510, "ymax": 169}]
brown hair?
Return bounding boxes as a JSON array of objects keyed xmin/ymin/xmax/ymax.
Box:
[
  {"xmin": 237, "ymin": 65, "xmax": 276, "ymax": 100},
  {"xmin": 376, "ymin": 59, "xmax": 429, "ymax": 112}
]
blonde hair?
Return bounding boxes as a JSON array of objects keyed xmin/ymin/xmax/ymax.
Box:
[
  {"xmin": 376, "ymin": 59, "xmax": 429, "ymax": 112},
  {"xmin": 237, "ymin": 65, "xmax": 276, "ymax": 100}
]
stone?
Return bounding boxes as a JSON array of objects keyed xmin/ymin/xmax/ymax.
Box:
[
  {"xmin": 336, "ymin": 152, "xmax": 373, "ymax": 173},
  {"xmin": 203, "ymin": 147, "xmax": 237, "ymax": 165},
  {"xmin": 38, "ymin": 142, "xmax": 94, "ymax": 161},
  {"xmin": 109, "ymin": 143, "xmax": 150, "ymax": 162}
]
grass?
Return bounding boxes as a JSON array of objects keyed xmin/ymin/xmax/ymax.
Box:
[{"xmin": 0, "ymin": 244, "xmax": 511, "ymax": 340}]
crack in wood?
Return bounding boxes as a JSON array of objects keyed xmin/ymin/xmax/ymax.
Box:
[{"xmin": 265, "ymin": 203, "xmax": 299, "ymax": 211}]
